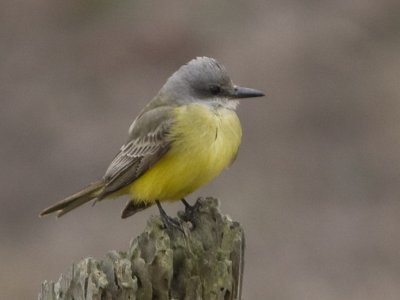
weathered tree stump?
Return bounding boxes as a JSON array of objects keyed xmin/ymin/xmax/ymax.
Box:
[{"xmin": 38, "ymin": 197, "xmax": 245, "ymax": 300}]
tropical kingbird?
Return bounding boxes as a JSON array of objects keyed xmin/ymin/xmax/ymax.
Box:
[{"xmin": 40, "ymin": 57, "xmax": 264, "ymax": 226}]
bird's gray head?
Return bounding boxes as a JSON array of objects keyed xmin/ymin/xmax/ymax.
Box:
[{"xmin": 159, "ymin": 57, "xmax": 264, "ymax": 105}]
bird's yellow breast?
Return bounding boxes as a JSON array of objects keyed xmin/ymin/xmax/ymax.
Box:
[{"xmin": 128, "ymin": 102, "xmax": 242, "ymax": 203}]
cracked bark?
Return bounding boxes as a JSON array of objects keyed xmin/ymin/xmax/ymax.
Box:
[{"xmin": 38, "ymin": 197, "xmax": 245, "ymax": 300}]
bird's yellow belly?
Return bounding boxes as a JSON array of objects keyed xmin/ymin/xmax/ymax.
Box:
[{"xmin": 127, "ymin": 103, "xmax": 242, "ymax": 203}]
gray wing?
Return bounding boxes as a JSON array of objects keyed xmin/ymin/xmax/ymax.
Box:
[{"xmin": 99, "ymin": 106, "xmax": 174, "ymax": 198}]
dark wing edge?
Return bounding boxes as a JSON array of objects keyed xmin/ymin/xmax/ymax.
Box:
[{"xmin": 98, "ymin": 106, "xmax": 174, "ymax": 198}]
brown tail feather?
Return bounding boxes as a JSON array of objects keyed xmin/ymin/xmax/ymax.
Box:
[
  {"xmin": 121, "ymin": 200, "xmax": 152, "ymax": 219},
  {"xmin": 40, "ymin": 180, "xmax": 104, "ymax": 217}
]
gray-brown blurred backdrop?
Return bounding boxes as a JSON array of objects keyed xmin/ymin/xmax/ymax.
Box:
[{"xmin": 1, "ymin": 1, "xmax": 400, "ymax": 299}]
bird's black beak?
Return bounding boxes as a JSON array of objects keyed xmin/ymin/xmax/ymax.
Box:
[{"xmin": 233, "ymin": 85, "xmax": 265, "ymax": 99}]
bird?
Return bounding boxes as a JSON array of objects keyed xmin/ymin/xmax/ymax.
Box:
[{"xmin": 40, "ymin": 57, "xmax": 264, "ymax": 227}]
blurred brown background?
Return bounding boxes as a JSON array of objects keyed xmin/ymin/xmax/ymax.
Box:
[{"xmin": 1, "ymin": 0, "xmax": 400, "ymax": 299}]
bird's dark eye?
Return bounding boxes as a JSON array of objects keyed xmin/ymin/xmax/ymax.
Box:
[{"xmin": 209, "ymin": 85, "xmax": 221, "ymax": 95}]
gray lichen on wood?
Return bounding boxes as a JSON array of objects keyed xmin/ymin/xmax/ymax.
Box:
[{"xmin": 39, "ymin": 197, "xmax": 245, "ymax": 300}]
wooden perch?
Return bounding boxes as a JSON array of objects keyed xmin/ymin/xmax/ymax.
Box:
[{"xmin": 38, "ymin": 197, "xmax": 245, "ymax": 300}]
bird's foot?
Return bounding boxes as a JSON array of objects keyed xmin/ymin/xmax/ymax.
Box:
[
  {"xmin": 156, "ymin": 200, "xmax": 183, "ymax": 233},
  {"xmin": 160, "ymin": 214, "xmax": 183, "ymax": 232},
  {"xmin": 180, "ymin": 198, "xmax": 200, "ymax": 226}
]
